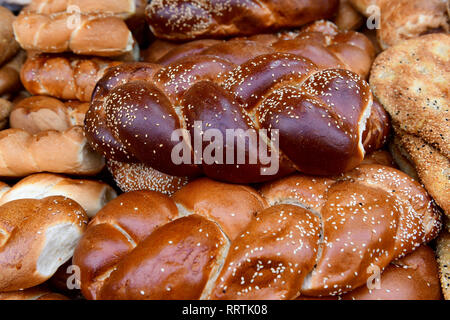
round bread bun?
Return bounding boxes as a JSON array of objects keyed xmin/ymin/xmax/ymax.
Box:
[
  {"xmin": 0, "ymin": 196, "xmax": 88, "ymax": 292},
  {"xmin": 370, "ymin": 33, "xmax": 450, "ymax": 159}
]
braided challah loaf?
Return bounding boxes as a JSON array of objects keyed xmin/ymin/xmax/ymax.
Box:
[
  {"xmin": 73, "ymin": 164, "xmax": 441, "ymax": 300},
  {"xmin": 85, "ymin": 22, "xmax": 387, "ymax": 186},
  {"xmin": 145, "ymin": 0, "xmax": 339, "ymax": 40},
  {"xmin": 21, "ymin": 54, "xmax": 121, "ymax": 102}
]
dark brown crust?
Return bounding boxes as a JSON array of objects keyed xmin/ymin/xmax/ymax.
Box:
[
  {"xmin": 74, "ymin": 165, "xmax": 441, "ymax": 299},
  {"xmin": 145, "ymin": 0, "xmax": 339, "ymax": 40}
]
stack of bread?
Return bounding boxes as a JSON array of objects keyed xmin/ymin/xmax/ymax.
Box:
[{"xmin": 0, "ymin": 0, "xmax": 448, "ymax": 301}]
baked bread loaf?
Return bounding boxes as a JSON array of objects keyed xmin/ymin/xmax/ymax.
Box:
[
  {"xmin": 20, "ymin": 54, "xmax": 121, "ymax": 102},
  {"xmin": 0, "ymin": 126, "xmax": 105, "ymax": 177},
  {"xmin": 145, "ymin": 0, "xmax": 339, "ymax": 40},
  {"xmin": 73, "ymin": 164, "xmax": 441, "ymax": 300},
  {"xmin": 13, "ymin": 12, "xmax": 134, "ymax": 57},
  {"xmin": 0, "ymin": 286, "xmax": 69, "ymax": 300},
  {"xmin": 299, "ymin": 246, "xmax": 442, "ymax": 300},
  {"xmin": 0, "ymin": 98, "xmax": 12, "ymax": 130},
  {"xmin": 335, "ymin": 0, "xmax": 364, "ymax": 31},
  {"xmin": 348, "ymin": 0, "xmax": 379, "ymax": 17},
  {"xmin": 0, "ymin": 51, "xmax": 26, "ymax": 97},
  {"xmin": 0, "ymin": 196, "xmax": 88, "ymax": 292},
  {"xmin": 376, "ymin": 0, "xmax": 449, "ymax": 50},
  {"xmin": 0, "ymin": 6, "xmax": 19, "ymax": 67},
  {"xmin": 0, "ymin": 173, "xmax": 116, "ymax": 217},
  {"xmin": 10, "ymin": 96, "xmax": 89, "ymax": 134},
  {"xmin": 437, "ymin": 230, "xmax": 450, "ymax": 300},
  {"xmin": 86, "ymin": 22, "xmax": 386, "ymax": 186}
]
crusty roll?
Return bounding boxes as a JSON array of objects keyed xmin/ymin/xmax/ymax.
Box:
[
  {"xmin": 86, "ymin": 22, "xmax": 384, "ymax": 186},
  {"xmin": 13, "ymin": 11, "xmax": 135, "ymax": 57},
  {"xmin": 20, "ymin": 54, "xmax": 121, "ymax": 102},
  {"xmin": 0, "ymin": 6, "xmax": 19, "ymax": 67},
  {"xmin": 145, "ymin": 0, "xmax": 339, "ymax": 40},
  {"xmin": 10, "ymin": 96, "xmax": 89, "ymax": 134},
  {"xmin": 0, "ymin": 98, "xmax": 12, "ymax": 130},
  {"xmin": 0, "ymin": 173, "xmax": 116, "ymax": 217},
  {"xmin": 73, "ymin": 164, "xmax": 441, "ymax": 300},
  {"xmin": 437, "ymin": 230, "xmax": 450, "ymax": 300},
  {"xmin": 0, "ymin": 126, "xmax": 105, "ymax": 177},
  {"xmin": 377, "ymin": 0, "xmax": 449, "ymax": 50},
  {"xmin": 0, "ymin": 196, "xmax": 88, "ymax": 292},
  {"xmin": 0, "ymin": 51, "xmax": 26, "ymax": 97},
  {"xmin": 0, "ymin": 286, "xmax": 69, "ymax": 300}
]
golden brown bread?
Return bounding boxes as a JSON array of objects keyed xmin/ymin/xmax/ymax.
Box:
[
  {"xmin": 20, "ymin": 54, "xmax": 121, "ymax": 102},
  {"xmin": 73, "ymin": 164, "xmax": 441, "ymax": 300},
  {"xmin": 10, "ymin": 96, "xmax": 89, "ymax": 134},
  {"xmin": 437, "ymin": 230, "xmax": 450, "ymax": 300},
  {"xmin": 0, "ymin": 286, "xmax": 69, "ymax": 300},
  {"xmin": 0, "ymin": 126, "xmax": 105, "ymax": 177},
  {"xmin": 335, "ymin": 0, "xmax": 364, "ymax": 30},
  {"xmin": 0, "ymin": 51, "xmax": 26, "ymax": 97},
  {"xmin": 390, "ymin": 130, "xmax": 450, "ymax": 219},
  {"xmin": 0, "ymin": 98, "xmax": 12, "ymax": 130},
  {"xmin": 377, "ymin": 0, "xmax": 449, "ymax": 50},
  {"xmin": 370, "ymin": 34, "xmax": 450, "ymax": 159},
  {"xmin": 0, "ymin": 173, "xmax": 117, "ymax": 218},
  {"xmin": 145, "ymin": 0, "xmax": 339, "ymax": 40},
  {"xmin": 86, "ymin": 22, "xmax": 386, "ymax": 187},
  {"xmin": 13, "ymin": 11, "xmax": 135, "ymax": 57},
  {"xmin": 0, "ymin": 6, "xmax": 19, "ymax": 67},
  {"xmin": 0, "ymin": 196, "xmax": 88, "ymax": 292}
]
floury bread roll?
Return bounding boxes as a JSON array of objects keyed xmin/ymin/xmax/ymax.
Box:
[
  {"xmin": 10, "ymin": 96, "xmax": 89, "ymax": 134},
  {"xmin": 86, "ymin": 21, "xmax": 387, "ymax": 188},
  {"xmin": 73, "ymin": 164, "xmax": 441, "ymax": 300},
  {"xmin": 0, "ymin": 196, "xmax": 88, "ymax": 292},
  {"xmin": 20, "ymin": 54, "xmax": 121, "ymax": 102},
  {"xmin": 145, "ymin": 0, "xmax": 339, "ymax": 40},
  {"xmin": 0, "ymin": 173, "xmax": 117, "ymax": 218},
  {"xmin": 0, "ymin": 127, "xmax": 105, "ymax": 177}
]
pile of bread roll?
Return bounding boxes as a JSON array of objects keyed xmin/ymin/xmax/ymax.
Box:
[{"xmin": 0, "ymin": 0, "xmax": 448, "ymax": 301}]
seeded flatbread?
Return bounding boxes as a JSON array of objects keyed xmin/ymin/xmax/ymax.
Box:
[
  {"xmin": 390, "ymin": 129, "xmax": 450, "ymax": 219},
  {"xmin": 437, "ymin": 229, "xmax": 450, "ymax": 300},
  {"xmin": 370, "ymin": 33, "xmax": 450, "ymax": 159}
]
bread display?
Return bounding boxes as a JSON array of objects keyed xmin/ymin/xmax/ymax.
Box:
[
  {"xmin": 0, "ymin": 0, "xmax": 447, "ymax": 302},
  {"xmin": 0, "ymin": 126, "xmax": 104, "ymax": 177},
  {"xmin": 10, "ymin": 95, "xmax": 89, "ymax": 133},
  {"xmin": 72, "ymin": 164, "xmax": 441, "ymax": 299},
  {"xmin": 20, "ymin": 54, "xmax": 121, "ymax": 102},
  {"xmin": 0, "ymin": 173, "xmax": 116, "ymax": 217},
  {"xmin": 86, "ymin": 21, "xmax": 388, "ymax": 189},
  {"xmin": 0, "ymin": 196, "xmax": 88, "ymax": 291},
  {"xmin": 146, "ymin": 0, "xmax": 340, "ymax": 40}
]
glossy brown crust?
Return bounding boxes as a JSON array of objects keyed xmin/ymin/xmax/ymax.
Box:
[
  {"xmin": 74, "ymin": 165, "xmax": 441, "ymax": 299},
  {"xmin": 10, "ymin": 96, "xmax": 89, "ymax": 134},
  {"xmin": 145, "ymin": 0, "xmax": 339, "ymax": 40},
  {"xmin": 0, "ymin": 51, "xmax": 25, "ymax": 97},
  {"xmin": 20, "ymin": 54, "xmax": 122, "ymax": 102},
  {"xmin": 0, "ymin": 6, "xmax": 19, "ymax": 67},
  {"xmin": 86, "ymin": 22, "xmax": 385, "ymax": 186},
  {"xmin": 300, "ymin": 246, "xmax": 442, "ymax": 300},
  {"xmin": 0, "ymin": 196, "xmax": 88, "ymax": 292}
]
